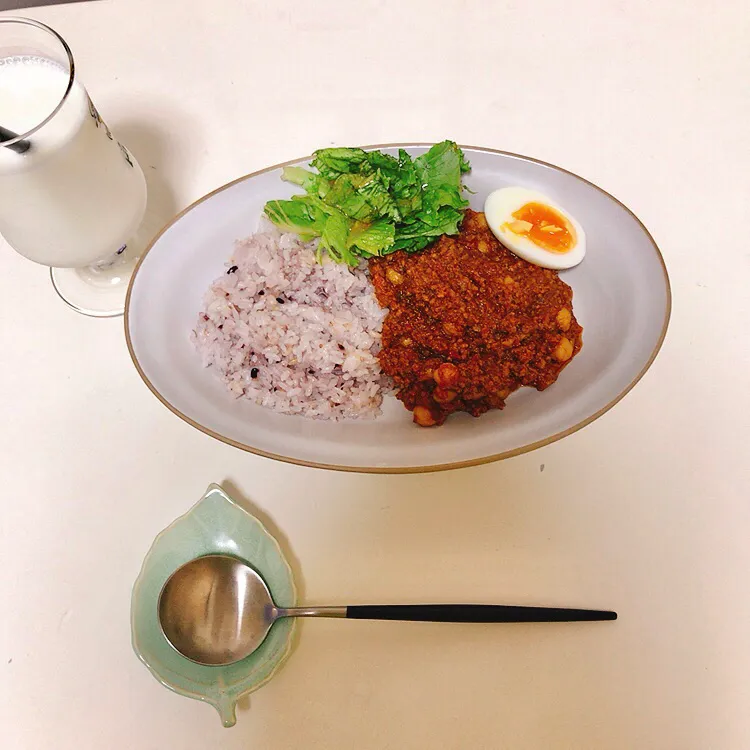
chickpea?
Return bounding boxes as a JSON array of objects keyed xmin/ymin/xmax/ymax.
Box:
[
  {"xmin": 504, "ymin": 276, "xmax": 514, "ymax": 285},
  {"xmin": 443, "ymin": 322, "xmax": 459, "ymax": 336},
  {"xmin": 477, "ymin": 240, "xmax": 489, "ymax": 254},
  {"xmin": 556, "ymin": 308, "xmax": 572, "ymax": 331},
  {"xmin": 386, "ymin": 268, "xmax": 404, "ymax": 285},
  {"xmin": 433, "ymin": 388, "xmax": 457, "ymax": 404},
  {"xmin": 413, "ymin": 406, "xmax": 437, "ymax": 427},
  {"xmin": 553, "ymin": 337, "xmax": 574, "ymax": 362},
  {"xmin": 401, "ymin": 337, "xmax": 413, "ymax": 347},
  {"xmin": 433, "ymin": 362, "xmax": 459, "ymax": 388},
  {"xmin": 495, "ymin": 388, "xmax": 511, "ymax": 400}
]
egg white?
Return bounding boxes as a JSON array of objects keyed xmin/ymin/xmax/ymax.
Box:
[{"xmin": 484, "ymin": 187, "xmax": 586, "ymax": 270}]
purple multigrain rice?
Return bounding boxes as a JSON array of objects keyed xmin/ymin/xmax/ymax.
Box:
[{"xmin": 192, "ymin": 226, "xmax": 388, "ymax": 420}]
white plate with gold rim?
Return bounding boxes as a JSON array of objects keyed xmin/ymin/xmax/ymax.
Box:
[{"xmin": 125, "ymin": 144, "xmax": 671, "ymax": 473}]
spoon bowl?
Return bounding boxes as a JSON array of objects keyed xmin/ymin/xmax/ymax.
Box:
[{"xmin": 159, "ymin": 554, "xmax": 282, "ymax": 665}]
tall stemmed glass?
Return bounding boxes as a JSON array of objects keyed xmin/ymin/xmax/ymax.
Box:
[{"xmin": 0, "ymin": 17, "xmax": 155, "ymax": 316}]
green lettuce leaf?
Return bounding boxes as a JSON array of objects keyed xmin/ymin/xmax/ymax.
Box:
[
  {"xmin": 348, "ymin": 218, "xmax": 395, "ymax": 256},
  {"xmin": 280, "ymin": 166, "xmax": 321, "ymax": 192},
  {"xmin": 263, "ymin": 198, "xmax": 326, "ymax": 241},
  {"xmin": 319, "ymin": 210, "xmax": 356, "ymax": 265},
  {"xmin": 318, "ymin": 172, "xmax": 397, "ymax": 222},
  {"xmin": 311, "ymin": 147, "xmax": 371, "ymax": 179},
  {"xmin": 264, "ymin": 140, "xmax": 471, "ymax": 263}
]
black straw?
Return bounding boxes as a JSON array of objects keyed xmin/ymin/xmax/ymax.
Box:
[{"xmin": 0, "ymin": 126, "xmax": 31, "ymax": 155}]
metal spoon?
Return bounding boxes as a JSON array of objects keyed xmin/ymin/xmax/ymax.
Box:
[{"xmin": 158, "ymin": 555, "xmax": 617, "ymax": 666}]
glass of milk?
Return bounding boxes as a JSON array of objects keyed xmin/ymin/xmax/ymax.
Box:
[{"xmin": 0, "ymin": 18, "xmax": 152, "ymax": 316}]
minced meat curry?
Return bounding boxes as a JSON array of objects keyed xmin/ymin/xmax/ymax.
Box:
[{"xmin": 369, "ymin": 210, "xmax": 583, "ymax": 426}]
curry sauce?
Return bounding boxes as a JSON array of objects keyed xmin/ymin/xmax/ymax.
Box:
[{"xmin": 369, "ymin": 210, "xmax": 583, "ymax": 426}]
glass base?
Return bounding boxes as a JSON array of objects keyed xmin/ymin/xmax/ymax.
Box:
[{"xmin": 50, "ymin": 209, "xmax": 163, "ymax": 317}]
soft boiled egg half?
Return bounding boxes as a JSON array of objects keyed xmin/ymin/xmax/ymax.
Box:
[{"xmin": 484, "ymin": 187, "xmax": 586, "ymax": 269}]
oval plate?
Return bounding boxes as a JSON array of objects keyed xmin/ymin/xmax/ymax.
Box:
[{"xmin": 125, "ymin": 144, "xmax": 671, "ymax": 473}]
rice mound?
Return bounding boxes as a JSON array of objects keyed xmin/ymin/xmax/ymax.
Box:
[{"xmin": 192, "ymin": 227, "xmax": 387, "ymax": 420}]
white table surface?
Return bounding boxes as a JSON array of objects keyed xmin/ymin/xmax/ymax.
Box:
[{"xmin": 1, "ymin": 1, "xmax": 749, "ymax": 747}]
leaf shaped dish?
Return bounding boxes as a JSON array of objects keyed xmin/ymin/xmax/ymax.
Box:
[{"xmin": 131, "ymin": 483, "xmax": 296, "ymax": 726}]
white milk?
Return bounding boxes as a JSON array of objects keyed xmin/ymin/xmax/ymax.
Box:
[{"xmin": 0, "ymin": 56, "xmax": 146, "ymax": 268}]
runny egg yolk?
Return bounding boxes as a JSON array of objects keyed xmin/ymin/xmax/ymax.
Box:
[{"xmin": 504, "ymin": 202, "xmax": 576, "ymax": 253}]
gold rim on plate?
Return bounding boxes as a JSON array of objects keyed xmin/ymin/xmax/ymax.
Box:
[{"xmin": 124, "ymin": 144, "xmax": 672, "ymax": 474}]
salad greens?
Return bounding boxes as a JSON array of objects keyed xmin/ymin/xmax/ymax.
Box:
[{"xmin": 264, "ymin": 140, "xmax": 471, "ymax": 265}]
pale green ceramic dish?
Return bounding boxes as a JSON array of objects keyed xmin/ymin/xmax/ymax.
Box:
[{"xmin": 131, "ymin": 484, "xmax": 296, "ymax": 727}]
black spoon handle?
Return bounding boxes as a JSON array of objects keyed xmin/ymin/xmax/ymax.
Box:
[
  {"xmin": 0, "ymin": 126, "xmax": 31, "ymax": 155},
  {"xmin": 345, "ymin": 604, "xmax": 617, "ymax": 623}
]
